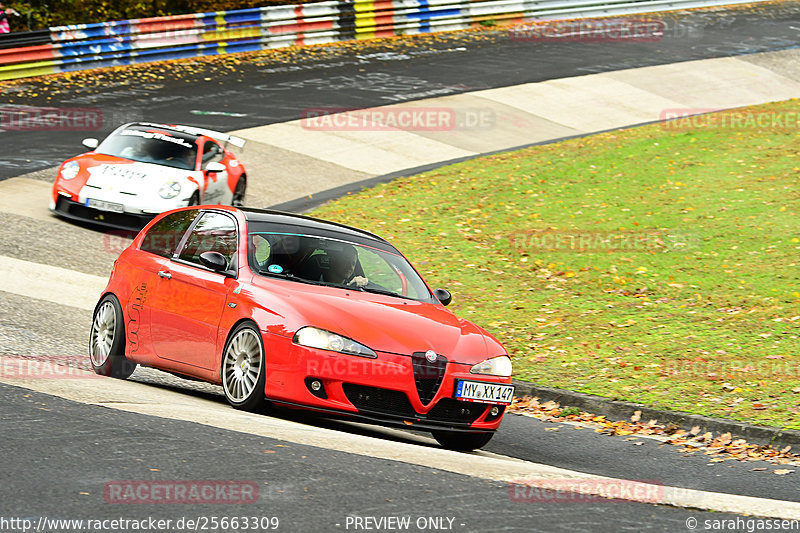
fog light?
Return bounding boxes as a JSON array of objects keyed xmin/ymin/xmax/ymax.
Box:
[
  {"xmin": 305, "ymin": 377, "xmax": 327, "ymax": 399},
  {"xmin": 490, "ymin": 406, "xmax": 500, "ymax": 416}
]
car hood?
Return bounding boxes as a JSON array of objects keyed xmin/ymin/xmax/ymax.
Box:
[
  {"xmin": 250, "ymin": 277, "xmax": 505, "ymax": 365},
  {"xmin": 76, "ymin": 153, "xmax": 197, "ymax": 191}
]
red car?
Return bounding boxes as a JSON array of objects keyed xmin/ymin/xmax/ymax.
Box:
[{"xmin": 89, "ymin": 206, "xmax": 514, "ymax": 450}]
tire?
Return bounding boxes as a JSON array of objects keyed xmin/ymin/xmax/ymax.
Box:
[
  {"xmin": 432, "ymin": 430, "xmax": 494, "ymax": 451},
  {"xmin": 188, "ymin": 191, "xmax": 200, "ymax": 206},
  {"xmin": 221, "ymin": 322, "xmax": 268, "ymax": 411},
  {"xmin": 232, "ymin": 177, "xmax": 246, "ymax": 207},
  {"xmin": 89, "ymin": 295, "xmax": 137, "ymax": 379}
]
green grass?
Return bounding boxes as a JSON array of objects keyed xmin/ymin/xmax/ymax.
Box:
[{"xmin": 311, "ymin": 100, "xmax": 800, "ymax": 429}]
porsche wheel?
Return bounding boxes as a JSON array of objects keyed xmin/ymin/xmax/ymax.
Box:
[
  {"xmin": 89, "ymin": 295, "xmax": 137, "ymax": 379},
  {"xmin": 432, "ymin": 430, "xmax": 494, "ymax": 451},
  {"xmin": 221, "ymin": 322, "xmax": 267, "ymax": 411},
  {"xmin": 232, "ymin": 177, "xmax": 246, "ymax": 207}
]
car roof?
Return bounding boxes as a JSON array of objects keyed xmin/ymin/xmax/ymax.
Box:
[{"xmin": 240, "ymin": 208, "xmax": 396, "ymax": 252}]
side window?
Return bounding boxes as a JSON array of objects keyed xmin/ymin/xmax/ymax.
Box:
[
  {"xmin": 177, "ymin": 212, "xmax": 237, "ymax": 270},
  {"xmin": 139, "ymin": 210, "xmax": 198, "ymax": 258},
  {"xmin": 202, "ymin": 141, "xmax": 224, "ymax": 167}
]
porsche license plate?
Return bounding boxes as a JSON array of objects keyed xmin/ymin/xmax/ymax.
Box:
[
  {"xmin": 86, "ymin": 198, "xmax": 124, "ymax": 213},
  {"xmin": 455, "ymin": 380, "xmax": 514, "ymax": 405}
]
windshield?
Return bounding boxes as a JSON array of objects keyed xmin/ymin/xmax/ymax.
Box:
[
  {"xmin": 96, "ymin": 126, "xmax": 198, "ymax": 170},
  {"xmin": 248, "ymin": 232, "xmax": 435, "ymax": 302}
]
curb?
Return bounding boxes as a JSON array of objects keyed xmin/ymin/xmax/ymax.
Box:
[{"xmin": 512, "ymin": 380, "xmax": 800, "ymax": 449}]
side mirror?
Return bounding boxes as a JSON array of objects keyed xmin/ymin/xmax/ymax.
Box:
[
  {"xmin": 434, "ymin": 288, "xmax": 452, "ymax": 306},
  {"xmin": 82, "ymin": 138, "xmax": 99, "ymax": 150},
  {"xmin": 199, "ymin": 251, "xmax": 228, "ymax": 272},
  {"xmin": 205, "ymin": 162, "xmax": 225, "ymax": 173}
]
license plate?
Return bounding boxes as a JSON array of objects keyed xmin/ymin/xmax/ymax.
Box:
[
  {"xmin": 86, "ymin": 198, "xmax": 124, "ymax": 213},
  {"xmin": 455, "ymin": 380, "xmax": 515, "ymax": 405}
]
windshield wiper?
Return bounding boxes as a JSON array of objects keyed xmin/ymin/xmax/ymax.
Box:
[{"xmin": 356, "ymin": 286, "xmax": 403, "ymax": 298}]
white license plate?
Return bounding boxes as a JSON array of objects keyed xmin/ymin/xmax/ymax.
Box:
[
  {"xmin": 455, "ymin": 380, "xmax": 515, "ymax": 405},
  {"xmin": 86, "ymin": 198, "xmax": 124, "ymax": 213}
]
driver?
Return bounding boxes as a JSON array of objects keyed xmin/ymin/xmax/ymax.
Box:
[{"xmin": 323, "ymin": 244, "xmax": 368, "ymax": 288}]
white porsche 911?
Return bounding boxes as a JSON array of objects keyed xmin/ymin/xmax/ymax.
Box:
[{"xmin": 50, "ymin": 122, "xmax": 247, "ymax": 230}]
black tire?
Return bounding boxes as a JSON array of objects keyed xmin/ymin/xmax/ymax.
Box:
[
  {"xmin": 221, "ymin": 322, "xmax": 268, "ymax": 412},
  {"xmin": 432, "ymin": 430, "xmax": 494, "ymax": 451},
  {"xmin": 188, "ymin": 191, "xmax": 200, "ymax": 206},
  {"xmin": 232, "ymin": 176, "xmax": 246, "ymax": 207},
  {"xmin": 89, "ymin": 295, "xmax": 137, "ymax": 379}
]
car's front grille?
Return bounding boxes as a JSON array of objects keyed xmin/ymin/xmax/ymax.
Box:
[
  {"xmin": 411, "ymin": 351, "xmax": 447, "ymax": 405},
  {"xmin": 342, "ymin": 384, "xmax": 488, "ymax": 426}
]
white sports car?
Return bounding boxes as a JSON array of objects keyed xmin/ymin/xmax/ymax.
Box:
[{"xmin": 50, "ymin": 122, "xmax": 247, "ymax": 229}]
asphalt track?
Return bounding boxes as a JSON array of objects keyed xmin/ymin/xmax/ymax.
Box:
[
  {"xmin": 1, "ymin": 382, "xmax": 755, "ymax": 533},
  {"xmin": 2, "ymin": 4, "xmax": 800, "ymax": 531},
  {"xmin": 2, "ymin": 2, "xmax": 800, "ymax": 180}
]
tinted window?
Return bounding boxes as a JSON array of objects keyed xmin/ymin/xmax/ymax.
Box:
[
  {"xmin": 140, "ymin": 210, "xmax": 198, "ymax": 258},
  {"xmin": 96, "ymin": 126, "xmax": 198, "ymax": 170},
  {"xmin": 248, "ymin": 232, "xmax": 433, "ymax": 302},
  {"xmin": 202, "ymin": 141, "xmax": 224, "ymax": 166},
  {"xmin": 178, "ymin": 212, "xmax": 238, "ymax": 269}
]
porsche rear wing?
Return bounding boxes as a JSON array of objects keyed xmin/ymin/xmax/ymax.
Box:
[{"xmin": 135, "ymin": 122, "xmax": 246, "ymax": 149}]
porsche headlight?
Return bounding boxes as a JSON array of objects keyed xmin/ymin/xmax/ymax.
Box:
[
  {"xmin": 470, "ymin": 355, "xmax": 512, "ymax": 377},
  {"xmin": 60, "ymin": 161, "xmax": 80, "ymax": 180},
  {"xmin": 158, "ymin": 181, "xmax": 181, "ymax": 199},
  {"xmin": 293, "ymin": 327, "xmax": 376, "ymax": 358}
]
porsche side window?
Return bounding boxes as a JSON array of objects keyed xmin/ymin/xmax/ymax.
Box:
[
  {"xmin": 139, "ymin": 210, "xmax": 198, "ymax": 258},
  {"xmin": 202, "ymin": 142, "xmax": 224, "ymax": 166},
  {"xmin": 177, "ymin": 212, "xmax": 237, "ymax": 269}
]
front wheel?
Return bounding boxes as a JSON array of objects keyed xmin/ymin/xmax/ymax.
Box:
[
  {"xmin": 232, "ymin": 177, "xmax": 246, "ymax": 207},
  {"xmin": 89, "ymin": 295, "xmax": 137, "ymax": 379},
  {"xmin": 221, "ymin": 322, "xmax": 267, "ymax": 411},
  {"xmin": 432, "ymin": 430, "xmax": 494, "ymax": 451}
]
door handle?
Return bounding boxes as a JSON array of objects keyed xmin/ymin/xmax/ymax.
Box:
[{"xmin": 158, "ymin": 270, "xmax": 172, "ymax": 279}]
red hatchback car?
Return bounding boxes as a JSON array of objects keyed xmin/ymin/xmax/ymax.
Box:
[{"xmin": 90, "ymin": 206, "xmax": 514, "ymax": 450}]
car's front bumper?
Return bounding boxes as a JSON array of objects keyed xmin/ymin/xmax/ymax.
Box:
[
  {"xmin": 51, "ymin": 196, "xmax": 155, "ymax": 231},
  {"xmin": 263, "ymin": 339, "xmax": 511, "ymax": 432}
]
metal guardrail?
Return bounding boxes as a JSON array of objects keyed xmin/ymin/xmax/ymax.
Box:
[
  {"xmin": 0, "ymin": 0, "xmax": 771, "ymax": 81},
  {"xmin": 0, "ymin": 29, "xmax": 50, "ymax": 50}
]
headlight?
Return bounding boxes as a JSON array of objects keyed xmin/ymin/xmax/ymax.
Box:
[
  {"xmin": 293, "ymin": 326, "xmax": 376, "ymax": 358},
  {"xmin": 158, "ymin": 181, "xmax": 181, "ymax": 199},
  {"xmin": 470, "ymin": 355, "xmax": 512, "ymax": 377},
  {"xmin": 59, "ymin": 161, "xmax": 80, "ymax": 180}
]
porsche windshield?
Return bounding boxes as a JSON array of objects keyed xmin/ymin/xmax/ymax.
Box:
[
  {"xmin": 96, "ymin": 126, "xmax": 198, "ymax": 170},
  {"xmin": 248, "ymin": 232, "xmax": 435, "ymax": 302}
]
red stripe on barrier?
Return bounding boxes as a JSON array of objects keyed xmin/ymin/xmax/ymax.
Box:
[{"xmin": 0, "ymin": 43, "xmax": 56, "ymax": 65}]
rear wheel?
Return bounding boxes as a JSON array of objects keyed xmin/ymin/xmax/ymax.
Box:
[
  {"xmin": 232, "ymin": 177, "xmax": 246, "ymax": 207},
  {"xmin": 432, "ymin": 430, "xmax": 494, "ymax": 451},
  {"xmin": 221, "ymin": 322, "xmax": 267, "ymax": 411},
  {"xmin": 89, "ymin": 295, "xmax": 137, "ymax": 379}
]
